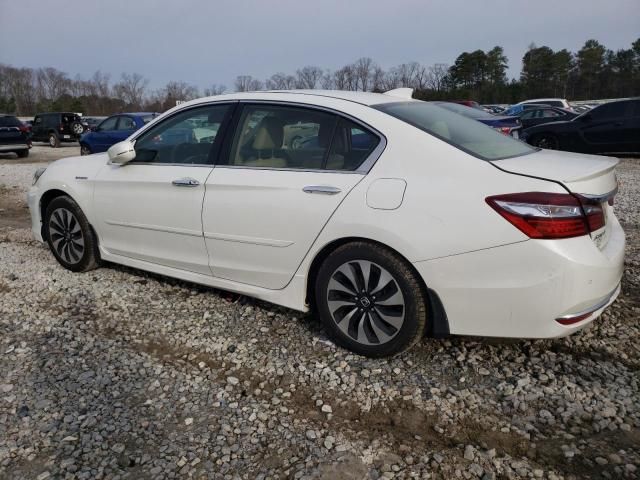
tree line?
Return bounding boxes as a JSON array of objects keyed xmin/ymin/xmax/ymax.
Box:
[{"xmin": 1, "ymin": 38, "xmax": 638, "ymax": 116}]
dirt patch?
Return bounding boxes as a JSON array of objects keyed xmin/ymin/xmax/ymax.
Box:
[{"xmin": 0, "ymin": 184, "xmax": 30, "ymax": 230}]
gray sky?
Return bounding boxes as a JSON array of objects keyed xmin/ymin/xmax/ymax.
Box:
[{"xmin": 1, "ymin": 0, "xmax": 638, "ymax": 91}]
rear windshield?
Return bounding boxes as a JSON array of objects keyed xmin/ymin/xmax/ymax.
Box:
[
  {"xmin": 434, "ymin": 102, "xmax": 495, "ymax": 120},
  {"xmin": 374, "ymin": 101, "xmax": 535, "ymax": 161},
  {"xmin": 0, "ymin": 116, "xmax": 22, "ymax": 127}
]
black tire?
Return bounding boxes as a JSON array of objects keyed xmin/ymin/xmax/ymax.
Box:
[
  {"xmin": 532, "ymin": 133, "xmax": 559, "ymax": 150},
  {"xmin": 315, "ymin": 242, "xmax": 428, "ymax": 357},
  {"xmin": 49, "ymin": 133, "xmax": 60, "ymax": 148},
  {"xmin": 16, "ymin": 149, "xmax": 29, "ymax": 158},
  {"xmin": 80, "ymin": 144, "xmax": 91, "ymax": 156},
  {"xmin": 44, "ymin": 196, "xmax": 100, "ymax": 272}
]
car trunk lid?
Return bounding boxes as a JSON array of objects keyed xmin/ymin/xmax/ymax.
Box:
[{"xmin": 492, "ymin": 149, "xmax": 618, "ymax": 249}]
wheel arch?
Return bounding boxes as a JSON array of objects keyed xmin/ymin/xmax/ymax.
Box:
[
  {"xmin": 305, "ymin": 236, "xmax": 449, "ymax": 338},
  {"xmin": 39, "ymin": 189, "xmax": 100, "ymax": 249}
]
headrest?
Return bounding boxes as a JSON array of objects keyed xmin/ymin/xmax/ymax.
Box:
[{"xmin": 252, "ymin": 116, "xmax": 284, "ymax": 150}]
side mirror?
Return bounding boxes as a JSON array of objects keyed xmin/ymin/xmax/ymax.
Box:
[{"xmin": 107, "ymin": 140, "xmax": 136, "ymax": 165}]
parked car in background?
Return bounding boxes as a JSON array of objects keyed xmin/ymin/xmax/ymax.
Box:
[
  {"xmin": 501, "ymin": 103, "xmax": 549, "ymax": 116},
  {"xmin": 81, "ymin": 116, "xmax": 106, "ymax": 132},
  {"xmin": 434, "ymin": 101, "xmax": 522, "ymax": 138},
  {"xmin": 517, "ymin": 106, "xmax": 578, "ymax": 129},
  {"xmin": 79, "ymin": 112, "xmax": 159, "ymax": 155},
  {"xmin": 522, "ymin": 98, "xmax": 640, "ymax": 153},
  {"xmin": 451, "ymin": 100, "xmax": 485, "ymax": 110},
  {"xmin": 514, "ymin": 98, "xmax": 573, "ymax": 111},
  {"xmin": 21, "ymin": 119, "xmax": 33, "ymax": 133},
  {"xmin": 483, "ymin": 104, "xmax": 506, "ymax": 114},
  {"xmin": 31, "ymin": 112, "xmax": 85, "ymax": 147},
  {"xmin": 572, "ymin": 105, "xmax": 593, "ymax": 114},
  {"xmin": 0, "ymin": 114, "xmax": 31, "ymax": 158}
]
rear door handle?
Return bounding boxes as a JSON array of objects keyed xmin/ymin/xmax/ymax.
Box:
[
  {"xmin": 172, "ymin": 177, "xmax": 200, "ymax": 187},
  {"xmin": 303, "ymin": 185, "xmax": 341, "ymax": 195}
]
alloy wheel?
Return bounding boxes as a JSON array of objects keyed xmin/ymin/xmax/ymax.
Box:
[
  {"xmin": 48, "ymin": 208, "xmax": 85, "ymax": 264},
  {"xmin": 326, "ymin": 260, "xmax": 405, "ymax": 346}
]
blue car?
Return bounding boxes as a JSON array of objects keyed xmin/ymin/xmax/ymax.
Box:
[{"xmin": 79, "ymin": 112, "xmax": 159, "ymax": 155}]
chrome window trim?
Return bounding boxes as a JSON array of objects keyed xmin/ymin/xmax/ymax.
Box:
[
  {"xmin": 126, "ymin": 161, "xmax": 214, "ymax": 168},
  {"xmin": 213, "ymin": 164, "xmax": 366, "ymax": 175},
  {"xmin": 127, "ymin": 99, "xmax": 387, "ymax": 173}
]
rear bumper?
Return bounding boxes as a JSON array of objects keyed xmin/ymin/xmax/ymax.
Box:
[
  {"xmin": 0, "ymin": 143, "xmax": 29, "ymax": 152},
  {"xmin": 413, "ymin": 214, "xmax": 625, "ymax": 338}
]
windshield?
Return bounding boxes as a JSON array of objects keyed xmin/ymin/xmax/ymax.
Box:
[{"xmin": 374, "ymin": 101, "xmax": 535, "ymax": 161}]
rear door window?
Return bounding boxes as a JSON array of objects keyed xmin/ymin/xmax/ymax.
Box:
[
  {"xmin": 117, "ymin": 116, "xmax": 137, "ymax": 130},
  {"xmin": 327, "ymin": 119, "xmax": 380, "ymax": 171},
  {"xmin": 99, "ymin": 116, "xmax": 118, "ymax": 131}
]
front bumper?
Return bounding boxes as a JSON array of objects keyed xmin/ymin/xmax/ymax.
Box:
[
  {"xmin": 413, "ymin": 214, "xmax": 625, "ymax": 339},
  {"xmin": 27, "ymin": 188, "xmax": 44, "ymax": 243}
]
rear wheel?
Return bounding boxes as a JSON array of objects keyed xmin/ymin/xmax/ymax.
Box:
[
  {"xmin": 16, "ymin": 149, "xmax": 29, "ymax": 158},
  {"xmin": 315, "ymin": 242, "xmax": 428, "ymax": 357},
  {"xmin": 48, "ymin": 133, "xmax": 60, "ymax": 148},
  {"xmin": 44, "ymin": 196, "xmax": 100, "ymax": 272},
  {"xmin": 532, "ymin": 133, "xmax": 559, "ymax": 150},
  {"xmin": 80, "ymin": 144, "xmax": 91, "ymax": 156}
]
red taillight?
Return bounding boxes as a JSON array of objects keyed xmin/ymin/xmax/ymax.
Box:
[
  {"xmin": 59, "ymin": 123, "xmax": 64, "ymax": 131},
  {"xmin": 486, "ymin": 192, "xmax": 604, "ymax": 239},
  {"xmin": 495, "ymin": 126, "xmax": 511, "ymax": 135},
  {"xmin": 19, "ymin": 125, "xmax": 29, "ymax": 133}
]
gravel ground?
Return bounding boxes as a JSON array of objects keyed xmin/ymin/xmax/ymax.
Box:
[
  {"xmin": 0, "ymin": 143, "xmax": 81, "ymax": 165},
  {"xmin": 0, "ymin": 158, "xmax": 638, "ymax": 479}
]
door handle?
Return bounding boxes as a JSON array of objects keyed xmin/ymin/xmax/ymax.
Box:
[
  {"xmin": 172, "ymin": 177, "xmax": 200, "ymax": 187},
  {"xmin": 303, "ymin": 185, "xmax": 341, "ymax": 195}
]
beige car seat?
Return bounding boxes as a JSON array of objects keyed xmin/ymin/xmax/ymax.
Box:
[{"xmin": 242, "ymin": 117, "xmax": 288, "ymax": 168}]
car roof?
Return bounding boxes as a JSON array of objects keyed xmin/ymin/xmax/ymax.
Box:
[
  {"xmin": 184, "ymin": 90, "xmax": 415, "ymax": 108},
  {"xmin": 517, "ymin": 98, "xmax": 566, "ymax": 104}
]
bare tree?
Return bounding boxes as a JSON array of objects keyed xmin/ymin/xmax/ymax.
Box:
[
  {"xmin": 320, "ymin": 70, "xmax": 334, "ymax": 89},
  {"xmin": 295, "ymin": 66, "xmax": 323, "ymax": 89},
  {"xmin": 234, "ymin": 75, "xmax": 263, "ymax": 92},
  {"xmin": 113, "ymin": 73, "xmax": 149, "ymax": 108},
  {"xmin": 427, "ymin": 63, "xmax": 449, "ymax": 92},
  {"xmin": 265, "ymin": 73, "xmax": 289, "ymax": 90},
  {"xmin": 203, "ymin": 84, "xmax": 226, "ymax": 96},
  {"xmin": 354, "ymin": 57, "xmax": 375, "ymax": 91},
  {"xmin": 371, "ymin": 66, "xmax": 387, "ymax": 92},
  {"xmin": 35, "ymin": 67, "xmax": 70, "ymax": 101}
]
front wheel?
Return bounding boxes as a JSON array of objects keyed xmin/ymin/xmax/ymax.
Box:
[
  {"xmin": 532, "ymin": 133, "xmax": 559, "ymax": 150},
  {"xmin": 80, "ymin": 144, "xmax": 91, "ymax": 156},
  {"xmin": 16, "ymin": 149, "xmax": 29, "ymax": 158},
  {"xmin": 315, "ymin": 242, "xmax": 428, "ymax": 357},
  {"xmin": 44, "ymin": 196, "xmax": 100, "ymax": 272}
]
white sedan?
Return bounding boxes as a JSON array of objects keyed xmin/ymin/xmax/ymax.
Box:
[{"xmin": 27, "ymin": 89, "xmax": 624, "ymax": 357}]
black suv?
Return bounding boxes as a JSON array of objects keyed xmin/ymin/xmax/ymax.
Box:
[
  {"xmin": 0, "ymin": 115, "xmax": 31, "ymax": 158},
  {"xmin": 32, "ymin": 112, "xmax": 86, "ymax": 148}
]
